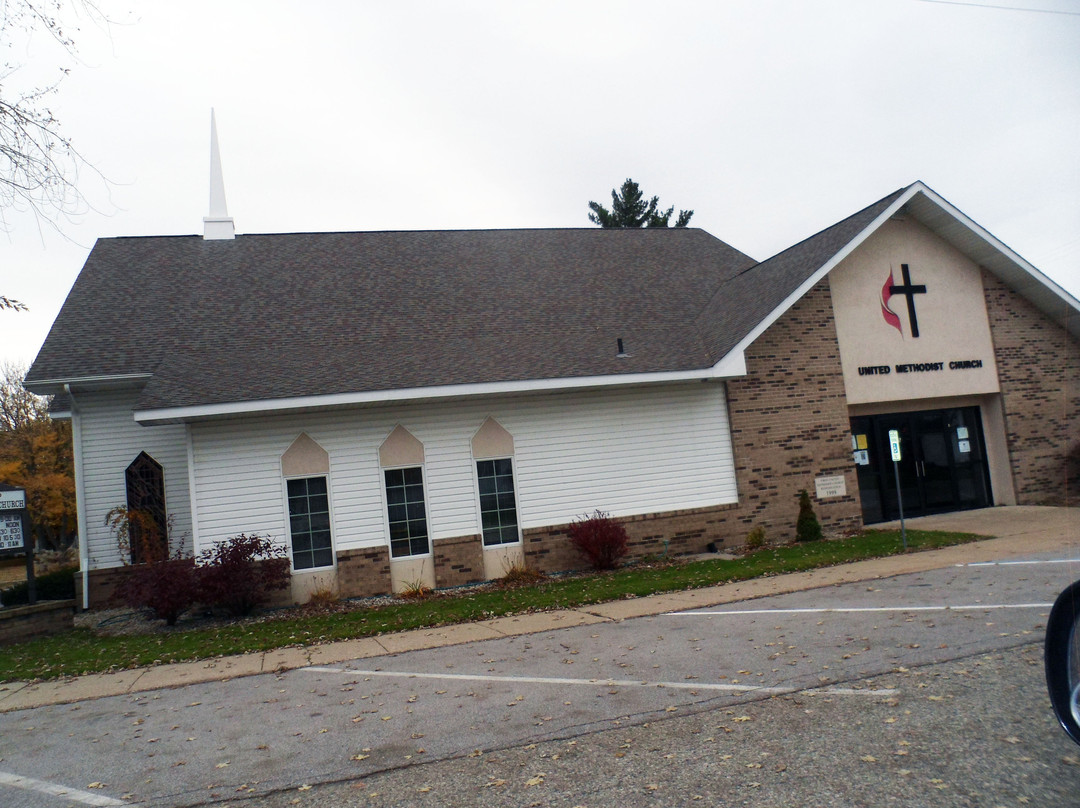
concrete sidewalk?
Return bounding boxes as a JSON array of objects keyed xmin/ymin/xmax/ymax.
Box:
[{"xmin": 1, "ymin": 505, "xmax": 1076, "ymax": 714}]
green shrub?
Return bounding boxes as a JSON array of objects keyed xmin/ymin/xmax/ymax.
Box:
[
  {"xmin": 796, "ymin": 489, "xmax": 823, "ymax": 543},
  {"xmin": 745, "ymin": 525, "xmax": 766, "ymax": 550},
  {"xmin": 0, "ymin": 565, "xmax": 78, "ymax": 606}
]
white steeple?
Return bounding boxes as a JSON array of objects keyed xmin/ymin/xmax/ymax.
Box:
[{"xmin": 203, "ymin": 109, "xmax": 235, "ymax": 240}]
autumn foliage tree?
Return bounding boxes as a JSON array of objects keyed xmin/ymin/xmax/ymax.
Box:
[{"xmin": 0, "ymin": 363, "xmax": 76, "ymax": 551}]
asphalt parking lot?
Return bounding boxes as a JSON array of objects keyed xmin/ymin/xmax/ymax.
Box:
[{"xmin": 0, "ymin": 536, "xmax": 1077, "ymax": 807}]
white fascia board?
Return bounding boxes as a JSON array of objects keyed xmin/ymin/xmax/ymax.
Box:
[
  {"xmin": 132, "ymin": 366, "xmax": 742, "ymax": 425},
  {"xmin": 710, "ymin": 184, "xmax": 921, "ymax": 369},
  {"xmin": 912, "ymin": 183, "xmax": 1080, "ymax": 313},
  {"xmin": 709, "ymin": 349, "xmax": 747, "ymax": 378}
]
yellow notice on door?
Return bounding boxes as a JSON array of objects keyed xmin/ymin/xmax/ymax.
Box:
[{"xmin": 855, "ymin": 434, "xmax": 868, "ymax": 451}]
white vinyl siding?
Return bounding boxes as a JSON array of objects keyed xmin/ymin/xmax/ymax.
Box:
[
  {"xmin": 74, "ymin": 390, "xmax": 192, "ymax": 569},
  {"xmin": 187, "ymin": 381, "xmax": 737, "ymax": 555}
]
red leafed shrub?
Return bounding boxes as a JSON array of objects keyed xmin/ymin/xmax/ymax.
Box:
[
  {"xmin": 197, "ymin": 534, "xmax": 291, "ymax": 617},
  {"xmin": 115, "ymin": 552, "xmax": 198, "ymax": 626},
  {"xmin": 107, "ymin": 505, "xmax": 197, "ymax": 625},
  {"xmin": 567, "ymin": 510, "xmax": 629, "ymax": 570}
]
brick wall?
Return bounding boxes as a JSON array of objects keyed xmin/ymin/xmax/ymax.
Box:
[
  {"xmin": 723, "ymin": 280, "xmax": 863, "ymax": 542},
  {"xmin": 336, "ymin": 547, "xmax": 392, "ymax": 598},
  {"xmin": 0, "ymin": 600, "xmax": 75, "ymax": 644},
  {"xmin": 433, "ymin": 535, "xmax": 486, "ymax": 587},
  {"xmin": 983, "ymin": 270, "xmax": 1080, "ymax": 505},
  {"xmin": 522, "ymin": 503, "xmax": 741, "ymax": 573},
  {"xmin": 82, "ymin": 566, "xmax": 135, "ymax": 609}
]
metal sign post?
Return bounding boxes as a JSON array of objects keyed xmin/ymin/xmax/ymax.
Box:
[
  {"xmin": 0, "ymin": 486, "xmax": 34, "ymax": 606},
  {"xmin": 888, "ymin": 429, "xmax": 907, "ymax": 551}
]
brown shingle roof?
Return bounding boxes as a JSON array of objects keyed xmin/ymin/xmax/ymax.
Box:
[
  {"xmin": 27, "ymin": 186, "xmax": 919, "ymax": 411},
  {"xmin": 694, "ymin": 186, "xmax": 908, "ymax": 361},
  {"xmin": 28, "ymin": 227, "xmax": 762, "ymax": 409}
]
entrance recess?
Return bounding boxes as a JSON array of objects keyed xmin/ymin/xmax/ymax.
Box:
[{"xmin": 850, "ymin": 406, "xmax": 992, "ymax": 524}]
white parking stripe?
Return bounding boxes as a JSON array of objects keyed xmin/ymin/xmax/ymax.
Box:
[
  {"xmin": 959, "ymin": 559, "xmax": 1080, "ymax": 567},
  {"xmin": 665, "ymin": 603, "xmax": 1053, "ymax": 616},
  {"xmin": 0, "ymin": 771, "xmax": 127, "ymax": 807},
  {"xmin": 304, "ymin": 666, "xmax": 896, "ymax": 697}
]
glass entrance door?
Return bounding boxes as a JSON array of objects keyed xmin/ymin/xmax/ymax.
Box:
[
  {"xmin": 915, "ymin": 410, "xmax": 955, "ymax": 512},
  {"xmin": 851, "ymin": 406, "xmax": 992, "ymax": 523}
]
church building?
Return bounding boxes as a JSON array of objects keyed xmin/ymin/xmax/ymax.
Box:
[{"xmin": 25, "ymin": 139, "xmax": 1080, "ymax": 608}]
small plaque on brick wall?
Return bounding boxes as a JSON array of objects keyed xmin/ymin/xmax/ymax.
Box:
[{"xmin": 815, "ymin": 475, "xmax": 847, "ymax": 500}]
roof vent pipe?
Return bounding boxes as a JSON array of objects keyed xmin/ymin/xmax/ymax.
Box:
[
  {"xmin": 616, "ymin": 338, "xmax": 629, "ymax": 358},
  {"xmin": 203, "ymin": 109, "xmax": 235, "ymax": 240}
]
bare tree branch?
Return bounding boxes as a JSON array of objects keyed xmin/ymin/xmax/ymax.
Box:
[{"xmin": 0, "ymin": 0, "xmax": 111, "ymax": 231}]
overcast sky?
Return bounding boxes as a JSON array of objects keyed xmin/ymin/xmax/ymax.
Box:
[{"xmin": 2, "ymin": 0, "xmax": 1078, "ymax": 370}]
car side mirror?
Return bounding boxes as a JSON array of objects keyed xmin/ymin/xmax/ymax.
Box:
[{"xmin": 1045, "ymin": 579, "xmax": 1080, "ymax": 747}]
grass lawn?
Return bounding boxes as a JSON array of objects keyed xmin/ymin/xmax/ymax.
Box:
[{"xmin": 0, "ymin": 528, "xmax": 983, "ymax": 683}]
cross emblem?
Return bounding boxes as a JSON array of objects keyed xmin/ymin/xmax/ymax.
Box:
[{"xmin": 886, "ymin": 264, "xmax": 927, "ymax": 338}]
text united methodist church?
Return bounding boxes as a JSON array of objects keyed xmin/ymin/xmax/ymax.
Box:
[{"xmin": 26, "ymin": 166, "xmax": 1080, "ymax": 608}]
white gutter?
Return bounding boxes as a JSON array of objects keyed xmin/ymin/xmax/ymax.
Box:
[
  {"xmin": 133, "ymin": 358, "xmax": 749, "ymax": 424},
  {"xmin": 25, "ymin": 373, "xmax": 153, "ymax": 397},
  {"xmin": 65, "ymin": 384, "xmax": 89, "ymax": 611}
]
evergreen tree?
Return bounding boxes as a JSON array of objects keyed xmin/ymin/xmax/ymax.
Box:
[
  {"xmin": 795, "ymin": 489, "xmax": 823, "ymax": 543},
  {"xmin": 588, "ymin": 178, "xmax": 693, "ymax": 228}
]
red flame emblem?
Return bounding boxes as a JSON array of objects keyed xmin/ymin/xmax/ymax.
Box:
[{"xmin": 881, "ymin": 267, "xmax": 902, "ymax": 334}]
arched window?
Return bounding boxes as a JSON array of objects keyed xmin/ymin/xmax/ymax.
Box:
[
  {"xmin": 281, "ymin": 433, "xmax": 334, "ymax": 571},
  {"xmin": 125, "ymin": 452, "xmax": 168, "ymax": 563},
  {"xmin": 472, "ymin": 417, "xmax": 520, "ymax": 547},
  {"xmin": 379, "ymin": 426, "xmax": 429, "ymax": 559}
]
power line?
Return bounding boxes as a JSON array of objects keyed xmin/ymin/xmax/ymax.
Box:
[{"xmin": 914, "ymin": 0, "xmax": 1080, "ymax": 15}]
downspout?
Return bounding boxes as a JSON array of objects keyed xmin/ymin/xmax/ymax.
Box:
[
  {"xmin": 65, "ymin": 384, "xmax": 90, "ymax": 610},
  {"xmin": 185, "ymin": 423, "xmax": 200, "ymax": 555}
]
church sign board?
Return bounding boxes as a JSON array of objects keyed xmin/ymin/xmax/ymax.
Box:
[
  {"xmin": 0, "ymin": 488, "xmax": 28, "ymax": 556},
  {"xmin": 0, "ymin": 484, "xmax": 35, "ymax": 606}
]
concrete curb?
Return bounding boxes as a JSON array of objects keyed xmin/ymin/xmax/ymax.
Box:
[{"xmin": 1, "ymin": 506, "xmax": 1076, "ymax": 713}]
